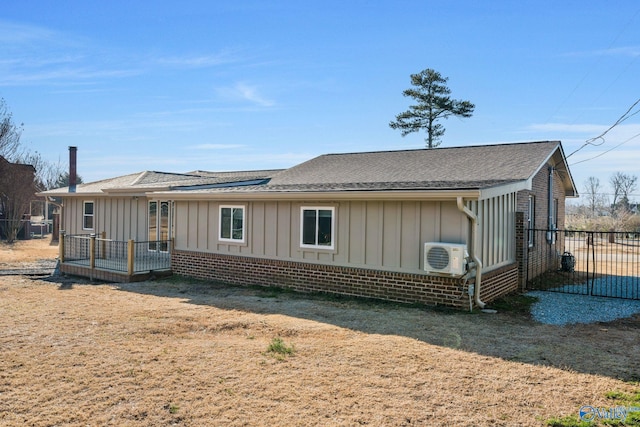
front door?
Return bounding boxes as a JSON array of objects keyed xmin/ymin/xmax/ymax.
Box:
[{"xmin": 148, "ymin": 200, "xmax": 171, "ymax": 252}]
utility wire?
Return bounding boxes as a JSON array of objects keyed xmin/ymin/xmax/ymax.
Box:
[
  {"xmin": 566, "ymin": 97, "xmax": 640, "ymax": 159},
  {"xmin": 569, "ymin": 130, "xmax": 640, "ymax": 166},
  {"xmin": 586, "ymin": 98, "xmax": 640, "ymax": 143}
]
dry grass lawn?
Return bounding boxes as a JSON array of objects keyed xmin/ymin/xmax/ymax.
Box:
[
  {"xmin": 1, "ymin": 239, "xmax": 639, "ymax": 426},
  {"xmin": 0, "ymin": 238, "xmax": 59, "ymax": 266}
]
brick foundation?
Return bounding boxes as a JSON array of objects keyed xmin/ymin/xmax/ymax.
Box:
[
  {"xmin": 171, "ymin": 250, "xmax": 518, "ymax": 308},
  {"xmin": 479, "ymin": 264, "xmax": 519, "ymax": 303}
]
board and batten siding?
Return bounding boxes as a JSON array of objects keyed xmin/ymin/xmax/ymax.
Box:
[
  {"xmin": 62, "ymin": 197, "xmax": 148, "ymax": 241},
  {"xmin": 61, "ymin": 194, "xmax": 518, "ymax": 274},
  {"xmin": 471, "ymin": 192, "xmax": 518, "ymax": 271},
  {"xmin": 173, "ymin": 199, "xmax": 468, "ymax": 274}
]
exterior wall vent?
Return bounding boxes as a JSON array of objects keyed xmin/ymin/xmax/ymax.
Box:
[{"xmin": 423, "ymin": 242, "xmax": 468, "ymax": 276}]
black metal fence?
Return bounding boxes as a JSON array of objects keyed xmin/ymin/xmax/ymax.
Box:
[
  {"xmin": 526, "ymin": 229, "xmax": 640, "ymax": 300},
  {"xmin": 63, "ymin": 234, "xmax": 92, "ymax": 261},
  {"xmin": 62, "ymin": 234, "xmax": 171, "ymax": 274},
  {"xmin": 132, "ymin": 240, "xmax": 171, "ymax": 273},
  {"xmin": 95, "ymin": 238, "xmax": 129, "ymax": 272}
]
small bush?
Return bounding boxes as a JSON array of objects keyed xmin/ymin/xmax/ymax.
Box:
[
  {"xmin": 266, "ymin": 337, "xmax": 295, "ymax": 358},
  {"xmin": 165, "ymin": 403, "xmax": 179, "ymax": 414}
]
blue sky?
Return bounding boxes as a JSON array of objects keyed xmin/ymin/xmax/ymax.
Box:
[{"xmin": 1, "ymin": 1, "xmax": 639, "ymax": 198}]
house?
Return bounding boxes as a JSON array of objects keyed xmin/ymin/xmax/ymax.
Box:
[
  {"xmin": 40, "ymin": 141, "xmax": 577, "ymax": 308},
  {"xmin": 0, "ymin": 156, "xmax": 38, "ymax": 241}
]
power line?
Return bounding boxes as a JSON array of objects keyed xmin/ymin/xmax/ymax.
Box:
[
  {"xmin": 569, "ymin": 130, "xmax": 640, "ymax": 166},
  {"xmin": 566, "ymin": 97, "xmax": 640, "ymax": 159},
  {"xmin": 585, "ymin": 98, "xmax": 640, "ymax": 143}
]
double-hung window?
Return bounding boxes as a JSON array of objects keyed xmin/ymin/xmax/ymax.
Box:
[
  {"xmin": 83, "ymin": 201, "xmax": 94, "ymax": 230},
  {"xmin": 527, "ymin": 195, "xmax": 535, "ymax": 247},
  {"xmin": 300, "ymin": 207, "xmax": 334, "ymax": 249},
  {"xmin": 219, "ymin": 205, "xmax": 245, "ymax": 243}
]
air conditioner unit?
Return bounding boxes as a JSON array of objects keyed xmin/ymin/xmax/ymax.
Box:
[{"xmin": 423, "ymin": 242, "xmax": 468, "ymax": 276}]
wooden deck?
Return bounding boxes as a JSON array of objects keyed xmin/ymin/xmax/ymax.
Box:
[{"xmin": 61, "ymin": 251, "xmax": 171, "ymax": 283}]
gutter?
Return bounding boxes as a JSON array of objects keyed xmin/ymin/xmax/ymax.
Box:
[
  {"xmin": 457, "ymin": 196, "xmax": 486, "ymax": 309},
  {"xmin": 150, "ymin": 189, "xmax": 482, "ymax": 202}
]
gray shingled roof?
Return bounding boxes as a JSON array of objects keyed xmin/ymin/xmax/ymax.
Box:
[
  {"xmin": 41, "ymin": 141, "xmax": 576, "ymax": 197},
  {"xmin": 41, "ymin": 170, "xmax": 280, "ymax": 194},
  {"xmin": 263, "ymin": 140, "xmax": 563, "ymax": 192},
  {"xmin": 186, "ymin": 169, "xmax": 284, "ymax": 179}
]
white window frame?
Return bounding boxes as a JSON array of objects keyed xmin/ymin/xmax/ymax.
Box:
[
  {"xmin": 219, "ymin": 205, "xmax": 246, "ymax": 243},
  {"xmin": 82, "ymin": 201, "xmax": 94, "ymax": 230},
  {"xmin": 527, "ymin": 195, "xmax": 535, "ymax": 247},
  {"xmin": 300, "ymin": 206, "xmax": 335, "ymax": 250},
  {"xmin": 148, "ymin": 200, "xmax": 172, "ymax": 252}
]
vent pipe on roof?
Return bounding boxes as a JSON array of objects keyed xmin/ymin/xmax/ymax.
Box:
[{"xmin": 69, "ymin": 146, "xmax": 77, "ymax": 193}]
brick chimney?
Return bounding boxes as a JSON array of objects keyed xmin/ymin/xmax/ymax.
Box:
[{"xmin": 69, "ymin": 146, "xmax": 77, "ymax": 193}]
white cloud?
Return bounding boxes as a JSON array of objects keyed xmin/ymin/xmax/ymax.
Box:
[
  {"xmin": 153, "ymin": 50, "xmax": 244, "ymax": 69},
  {"xmin": 216, "ymin": 82, "xmax": 275, "ymax": 107},
  {"xmin": 0, "ymin": 20, "xmax": 62, "ymax": 44},
  {"xmin": 0, "ymin": 66, "xmax": 142, "ymax": 86},
  {"xmin": 0, "ymin": 20, "xmax": 142, "ymax": 86}
]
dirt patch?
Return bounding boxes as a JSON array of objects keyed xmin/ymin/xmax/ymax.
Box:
[{"xmin": 1, "ymin": 239, "xmax": 639, "ymax": 426}]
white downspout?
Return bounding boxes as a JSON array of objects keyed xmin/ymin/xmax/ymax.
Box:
[{"xmin": 457, "ymin": 197, "xmax": 486, "ymax": 309}]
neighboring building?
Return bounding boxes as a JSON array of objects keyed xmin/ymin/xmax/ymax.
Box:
[
  {"xmin": 0, "ymin": 156, "xmax": 37, "ymax": 241},
  {"xmin": 39, "ymin": 141, "xmax": 577, "ymax": 308}
]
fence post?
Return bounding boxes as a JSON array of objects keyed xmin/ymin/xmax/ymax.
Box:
[
  {"xmin": 127, "ymin": 240, "xmax": 134, "ymax": 276},
  {"xmin": 59, "ymin": 231, "xmax": 66, "ymax": 263},
  {"xmin": 90, "ymin": 234, "xmax": 96, "ymax": 269},
  {"xmin": 89, "ymin": 234, "xmax": 96, "ymax": 281}
]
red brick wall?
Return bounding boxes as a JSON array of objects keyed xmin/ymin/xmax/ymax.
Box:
[
  {"xmin": 171, "ymin": 249, "xmax": 517, "ymax": 308},
  {"xmin": 516, "ymin": 164, "xmax": 567, "ymax": 284},
  {"xmin": 480, "ymin": 264, "xmax": 519, "ymax": 302}
]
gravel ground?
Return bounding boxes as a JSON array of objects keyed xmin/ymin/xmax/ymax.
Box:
[
  {"xmin": 0, "ymin": 259, "xmax": 58, "ymax": 276},
  {"xmin": 528, "ymin": 290, "xmax": 640, "ymax": 325}
]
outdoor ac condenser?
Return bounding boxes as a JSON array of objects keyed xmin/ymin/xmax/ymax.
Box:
[{"xmin": 423, "ymin": 242, "xmax": 468, "ymax": 276}]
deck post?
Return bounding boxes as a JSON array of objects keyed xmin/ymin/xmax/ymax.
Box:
[
  {"xmin": 127, "ymin": 240, "xmax": 134, "ymax": 276},
  {"xmin": 89, "ymin": 234, "xmax": 96, "ymax": 281},
  {"xmin": 59, "ymin": 231, "xmax": 65, "ymax": 263},
  {"xmin": 89, "ymin": 234, "xmax": 96, "ymax": 269}
]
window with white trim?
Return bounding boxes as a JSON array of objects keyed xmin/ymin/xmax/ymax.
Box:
[
  {"xmin": 148, "ymin": 200, "xmax": 172, "ymax": 252},
  {"xmin": 219, "ymin": 205, "xmax": 245, "ymax": 242},
  {"xmin": 300, "ymin": 207, "xmax": 334, "ymax": 249},
  {"xmin": 527, "ymin": 195, "xmax": 535, "ymax": 247},
  {"xmin": 83, "ymin": 201, "xmax": 94, "ymax": 230}
]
